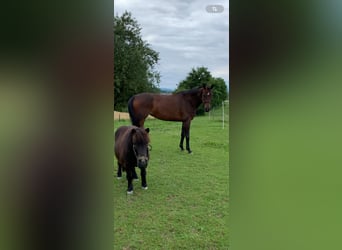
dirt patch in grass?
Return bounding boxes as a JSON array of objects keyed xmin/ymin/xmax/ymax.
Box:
[{"xmin": 114, "ymin": 111, "xmax": 155, "ymax": 121}]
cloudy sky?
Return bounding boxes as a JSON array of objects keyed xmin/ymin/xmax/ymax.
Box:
[{"xmin": 114, "ymin": 0, "xmax": 229, "ymax": 90}]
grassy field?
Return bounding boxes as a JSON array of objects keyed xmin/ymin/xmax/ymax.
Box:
[{"xmin": 114, "ymin": 107, "xmax": 229, "ymax": 249}]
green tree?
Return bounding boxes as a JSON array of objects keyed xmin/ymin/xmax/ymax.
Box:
[
  {"xmin": 208, "ymin": 77, "xmax": 228, "ymax": 108},
  {"xmin": 114, "ymin": 11, "xmax": 160, "ymax": 111},
  {"xmin": 175, "ymin": 66, "xmax": 212, "ymax": 92},
  {"xmin": 174, "ymin": 67, "xmax": 228, "ymax": 115}
]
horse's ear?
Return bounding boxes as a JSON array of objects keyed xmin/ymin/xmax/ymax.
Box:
[
  {"xmin": 131, "ymin": 128, "xmax": 136, "ymax": 135},
  {"xmin": 202, "ymin": 83, "xmax": 206, "ymax": 88},
  {"xmin": 145, "ymin": 128, "xmax": 150, "ymax": 134},
  {"xmin": 210, "ymin": 85, "xmax": 214, "ymax": 89}
]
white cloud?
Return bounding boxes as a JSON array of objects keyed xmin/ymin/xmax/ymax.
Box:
[{"xmin": 114, "ymin": 0, "xmax": 229, "ymax": 89}]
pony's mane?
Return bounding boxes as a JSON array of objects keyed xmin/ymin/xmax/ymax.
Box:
[{"xmin": 132, "ymin": 128, "xmax": 150, "ymax": 145}]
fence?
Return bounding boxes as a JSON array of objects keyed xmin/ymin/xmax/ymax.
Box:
[{"xmin": 206, "ymin": 100, "xmax": 229, "ymax": 129}]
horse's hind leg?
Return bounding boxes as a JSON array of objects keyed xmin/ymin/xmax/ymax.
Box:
[
  {"xmin": 117, "ymin": 163, "xmax": 122, "ymax": 179},
  {"xmin": 139, "ymin": 119, "xmax": 146, "ymax": 128}
]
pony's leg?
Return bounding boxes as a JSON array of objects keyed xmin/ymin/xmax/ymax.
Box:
[
  {"xmin": 132, "ymin": 167, "xmax": 139, "ymax": 180},
  {"xmin": 179, "ymin": 124, "xmax": 185, "ymax": 150},
  {"xmin": 140, "ymin": 168, "xmax": 148, "ymax": 190},
  {"xmin": 184, "ymin": 120, "xmax": 192, "ymax": 153},
  {"xmin": 126, "ymin": 169, "xmax": 134, "ymax": 194},
  {"xmin": 117, "ymin": 163, "xmax": 122, "ymax": 179}
]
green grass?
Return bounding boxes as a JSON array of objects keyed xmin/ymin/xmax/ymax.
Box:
[{"xmin": 114, "ymin": 109, "xmax": 229, "ymax": 249}]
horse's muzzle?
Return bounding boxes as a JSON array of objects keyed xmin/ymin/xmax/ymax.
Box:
[{"xmin": 137, "ymin": 156, "xmax": 148, "ymax": 168}]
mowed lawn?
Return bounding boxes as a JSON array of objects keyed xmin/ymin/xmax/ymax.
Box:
[{"xmin": 114, "ymin": 110, "xmax": 229, "ymax": 249}]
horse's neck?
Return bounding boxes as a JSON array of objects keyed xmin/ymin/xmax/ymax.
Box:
[{"xmin": 186, "ymin": 91, "xmax": 202, "ymax": 108}]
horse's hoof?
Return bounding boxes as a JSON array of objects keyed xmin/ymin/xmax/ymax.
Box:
[
  {"xmin": 133, "ymin": 178, "xmax": 139, "ymax": 181},
  {"xmin": 188, "ymin": 151, "xmax": 192, "ymax": 154},
  {"xmin": 127, "ymin": 190, "xmax": 133, "ymax": 195},
  {"xmin": 117, "ymin": 176, "xmax": 122, "ymax": 179},
  {"xmin": 142, "ymin": 186, "xmax": 148, "ymax": 190}
]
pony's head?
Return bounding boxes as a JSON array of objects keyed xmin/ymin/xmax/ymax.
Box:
[
  {"xmin": 200, "ymin": 84, "xmax": 214, "ymax": 112},
  {"xmin": 132, "ymin": 127, "xmax": 151, "ymax": 168}
]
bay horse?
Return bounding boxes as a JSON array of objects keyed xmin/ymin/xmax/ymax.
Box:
[
  {"xmin": 114, "ymin": 125, "xmax": 151, "ymax": 194},
  {"xmin": 128, "ymin": 84, "xmax": 214, "ymax": 153}
]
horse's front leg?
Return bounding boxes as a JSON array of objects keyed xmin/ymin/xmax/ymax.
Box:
[
  {"xmin": 126, "ymin": 168, "xmax": 134, "ymax": 194},
  {"xmin": 140, "ymin": 168, "xmax": 148, "ymax": 190},
  {"xmin": 179, "ymin": 124, "xmax": 185, "ymax": 151},
  {"xmin": 184, "ymin": 120, "xmax": 192, "ymax": 153},
  {"xmin": 132, "ymin": 167, "xmax": 139, "ymax": 180}
]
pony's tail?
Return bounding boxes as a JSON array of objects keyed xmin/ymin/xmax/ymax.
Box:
[{"xmin": 128, "ymin": 96, "xmax": 140, "ymax": 126}]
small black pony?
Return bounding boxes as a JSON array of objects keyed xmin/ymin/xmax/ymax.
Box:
[
  {"xmin": 114, "ymin": 125, "xmax": 151, "ymax": 194},
  {"xmin": 128, "ymin": 84, "xmax": 214, "ymax": 153}
]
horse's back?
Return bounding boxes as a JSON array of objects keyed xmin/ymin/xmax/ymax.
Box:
[
  {"xmin": 151, "ymin": 94, "xmax": 189, "ymax": 121},
  {"xmin": 129, "ymin": 92, "xmax": 191, "ymax": 122},
  {"xmin": 133, "ymin": 93, "xmax": 178, "ymax": 112},
  {"xmin": 152, "ymin": 93, "xmax": 183, "ymax": 107}
]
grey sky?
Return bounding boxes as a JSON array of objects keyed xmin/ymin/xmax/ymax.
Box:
[{"xmin": 114, "ymin": 0, "xmax": 229, "ymax": 90}]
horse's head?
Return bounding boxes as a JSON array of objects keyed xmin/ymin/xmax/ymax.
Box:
[
  {"xmin": 200, "ymin": 84, "xmax": 214, "ymax": 112},
  {"xmin": 131, "ymin": 127, "xmax": 151, "ymax": 168}
]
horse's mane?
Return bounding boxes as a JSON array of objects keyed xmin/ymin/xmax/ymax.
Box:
[{"xmin": 174, "ymin": 86, "xmax": 201, "ymax": 96}]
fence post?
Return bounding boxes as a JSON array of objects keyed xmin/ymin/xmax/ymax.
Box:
[{"xmin": 222, "ymin": 101, "xmax": 224, "ymax": 129}]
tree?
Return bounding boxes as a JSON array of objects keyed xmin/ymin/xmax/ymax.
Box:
[
  {"xmin": 175, "ymin": 66, "xmax": 212, "ymax": 92},
  {"xmin": 208, "ymin": 77, "xmax": 228, "ymax": 108},
  {"xmin": 174, "ymin": 67, "xmax": 228, "ymax": 115},
  {"xmin": 114, "ymin": 11, "xmax": 160, "ymax": 111}
]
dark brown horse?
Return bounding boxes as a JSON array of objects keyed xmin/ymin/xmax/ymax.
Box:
[
  {"xmin": 128, "ymin": 84, "xmax": 214, "ymax": 153},
  {"xmin": 114, "ymin": 126, "xmax": 151, "ymax": 194}
]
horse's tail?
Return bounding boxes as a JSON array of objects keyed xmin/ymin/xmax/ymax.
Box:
[{"xmin": 128, "ymin": 96, "xmax": 140, "ymax": 126}]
